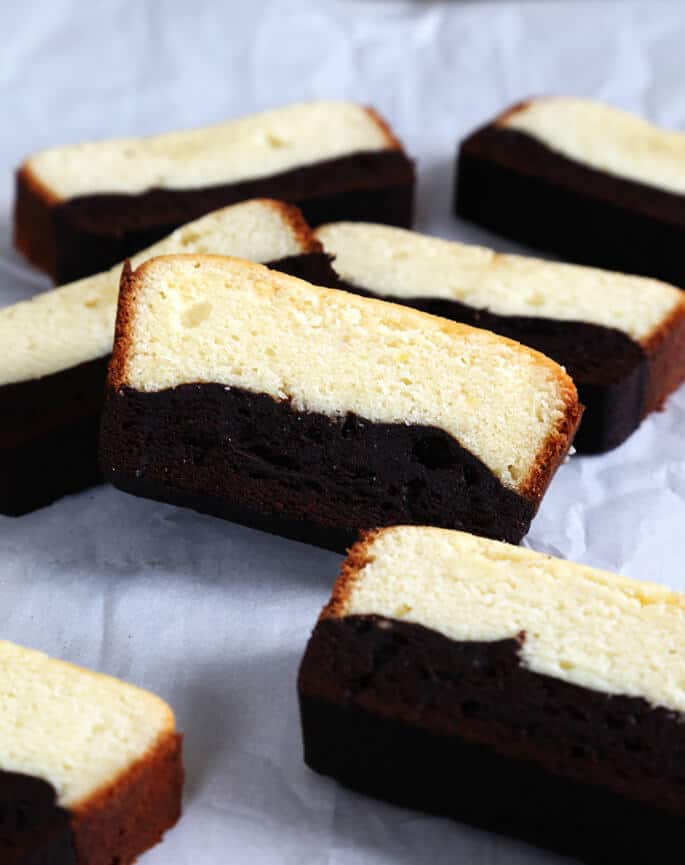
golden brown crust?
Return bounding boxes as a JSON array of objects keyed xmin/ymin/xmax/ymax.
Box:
[
  {"xmin": 13, "ymin": 163, "xmax": 62, "ymax": 278},
  {"xmin": 107, "ymin": 259, "xmax": 138, "ymax": 392},
  {"xmin": 493, "ymin": 97, "xmax": 538, "ymax": 127},
  {"xmin": 520, "ymin": 379, "xmax": 584, "ymax": 504},
  {"xmin": 641, "ymin": 297, "xmax": 685, "ymax": 415},
  {"xmin": 363, "ymin": 106, "xmax": 404, "ymax": 151},
  {"xmin": 17, "ymin": 160, "xmax": 63, "ymax": 206},
  {"xmin": 321, "ymin": 529, "xmax": 383, "ymax": 621},
  {"xmin": 258, "ymin": 199, "xmax": 324, "ymax": 254},
  {"xmin": 70, "ymin": 729, "xmax": 183, "ymax": 865}
]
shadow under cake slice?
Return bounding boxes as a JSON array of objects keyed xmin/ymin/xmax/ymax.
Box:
[
  {"xmin": 0, "ymin": 199, "xmax": 336, "ymax": 516},
  {"xmin": 15, "ymin": 100, "xmax": 415, "ymax": 283},
  {"xmin": 99, "ymin": 254, "xmax": 581, "ymax": 551},
  {"xmin": 0, "ymin": 640, "xmax": 182, "ymax": 865},
  {"xmin": 455, "ymin": 96, "xmax": 685, "ymax": 289},
  {"xmin": 298, "ymin": 525, "xmax": 685, "ymax": 865},
  {"xmin": 315, "ymin": 221, "xmax": 685, "ymax": 452}
]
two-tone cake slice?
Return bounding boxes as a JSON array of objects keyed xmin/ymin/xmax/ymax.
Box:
[
  {"xmin": 0, "ymin": 640, "xmax": 182, "ymax": 864},
  {"xmin": 456, "ymin": 96, "xmax": 685, "ymax": 288},
  {"xmin": 99, "ymin": 254, "xmax": 581, "ymax": 550},
  {"xmin": 0, "ymin": 199, "xmax": 336, "ymax": 516},
  {"xmin": 315, "ymin": 221, "xmax": 685, "ymax": 452},
  {"xmin": 299, "ymin": 526, "xmax": 685, "ymax": 865},
  {"xmin": 15, "ymin": 100, "xmax": 415, "ymax": 283}
]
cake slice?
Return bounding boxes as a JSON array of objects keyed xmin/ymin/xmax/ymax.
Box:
[
  {"xmin": 15, "ymin": 100, "xmax": 414, "ymax": 283},
  {"xmin": 0, "ymin": 640, "xmax": 182, "ymax": 865},
  {"xmin": 99, "ymin": 254, "xmax": 581, "ymax": 550},
  {"xmin": 315, "ymin": 221, "xmax": 685, "ymax": 452},
  {"xmin": 0, "ymin": 199, "xmax": 335, "ymax": 516},
  {"xmin": 456, "ymin": 96, "xmax": 685, "ymax": 288},
  {"xmin": 299, "ymin": 526, "xmax": 685, "ymax": 865}
]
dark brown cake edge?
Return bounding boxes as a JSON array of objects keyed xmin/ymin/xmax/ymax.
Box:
[
  {"xmin": 70, "ymin": 730, "xmax": 183, "ymax": 865},
  {"xmin": 14, "ymin": 164, "xmax": 60, "ymax": 277},
  {"xmin": 104, "ymin": 467, "xmax": 367, "ymax": 553},
  {"xmin": 298, "ymin": 613, "xmax": 685, "ymax": 865},
  {"xmin": 298, "ymin": 693, "xmax": 680, "ymax": 865},
  {"xmin": 454, "ymin": 110, "xmax": 685, "ymax": 289},
  {"xmin": 642, "ymin": 299, "xmax": 685, "ymax": 416}
]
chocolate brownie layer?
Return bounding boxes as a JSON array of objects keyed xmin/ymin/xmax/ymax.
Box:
[
  {"xmin": 456, "ymin": 123, "xmax": 685, "ymax": 288},
  {"xmin": 0, "ymin": 357, "xmax": 108, "ymax": 516},
  {"xmin": 100, "ymin": 384, "xmax": 536, "ymax": 551},
  {"xmin": 335, "ymin": 280, "xmax": 645, "ymax": 452},
  {"xmin": 0, "ymin": 251, "xmax": 334, "ymax": 518},
  {"xmin": 0, "ymin": 770, "xmax": 75, "ymax": 865},
  {"xmin": 262, "ymin": 252, "xmax": 338, "ymax": 287},
  {"xmin": 18, "ymin": 151, "xmax": 414, "ymax": 283},
  {"xmin": 299, "ymin": 615, "xmax": 684, "ymax": 864}
]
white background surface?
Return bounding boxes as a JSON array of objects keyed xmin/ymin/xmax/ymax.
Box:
[{"xmin": 2, "ymin": 1, "xmax": 685, "ymax": 862}]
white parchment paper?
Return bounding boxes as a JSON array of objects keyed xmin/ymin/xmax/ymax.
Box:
[{"xmin": 2, "ymin": 1, "xmax": 684, "ymax": 862}]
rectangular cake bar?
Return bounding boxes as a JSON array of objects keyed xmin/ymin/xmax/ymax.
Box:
[
  {"xmin": 0, "ymin": 639, "xmax": 182, "ymax": 865},
  {"xmin": 15, "ymin": 100, "xmax": 415, "ymax": 283},
  {"xmin": 456, "ymin": 96, "xmax": 685, "ymax": 288},
  {"xmin": 299, "ymin": 526, "xmax": 685, "ymax": 865},
  {"xmin": 99, "ymin": 253, "xmax": 581, "ymax": 550},
  {"xmin": 0, "ymin": 199, "xmax": 336, "ymax": 516},
  {"xmin": 316, "ymin": 221, "xmax": 685, "ymax": 452}
]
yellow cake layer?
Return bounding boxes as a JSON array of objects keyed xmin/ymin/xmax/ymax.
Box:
[{"xmin": 24, "ymin": 101, "xmax": 397, "ymax": 199}]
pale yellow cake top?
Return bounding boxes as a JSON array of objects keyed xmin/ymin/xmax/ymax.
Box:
[{"xmin": 25, "ymin": 101, "xmax": 397, "ymax": 199}]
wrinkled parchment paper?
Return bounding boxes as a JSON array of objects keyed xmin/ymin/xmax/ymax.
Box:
[{"xmin": 2, "ymin": 1, "xmax": 684, "ymax": 862}]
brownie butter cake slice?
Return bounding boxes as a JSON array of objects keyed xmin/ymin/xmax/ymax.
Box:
[
  {"xmin": 299, "ymin": 526, "xmax": 685, "ymax": 865},
  {"xmin": 0, "ymin": 199, "xmax": 335, "ymax": 517},
  {"xmin": 316, "ymin": 221, "xmax": 685, "ymax": 452},
  {"xmin": 15, "ymin": 100, "xmax": 414, "ymax": 283},
  {"xmin": 456, "ymin": 96, "xmax": 685, "ymax": 288},
  {"xmin": 0, "ymin": 640, "xmax": 182, "ymax": 865},
  {"xmin": 100, "ymin": 254, "xmax": 581, "ymax": 550}
]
